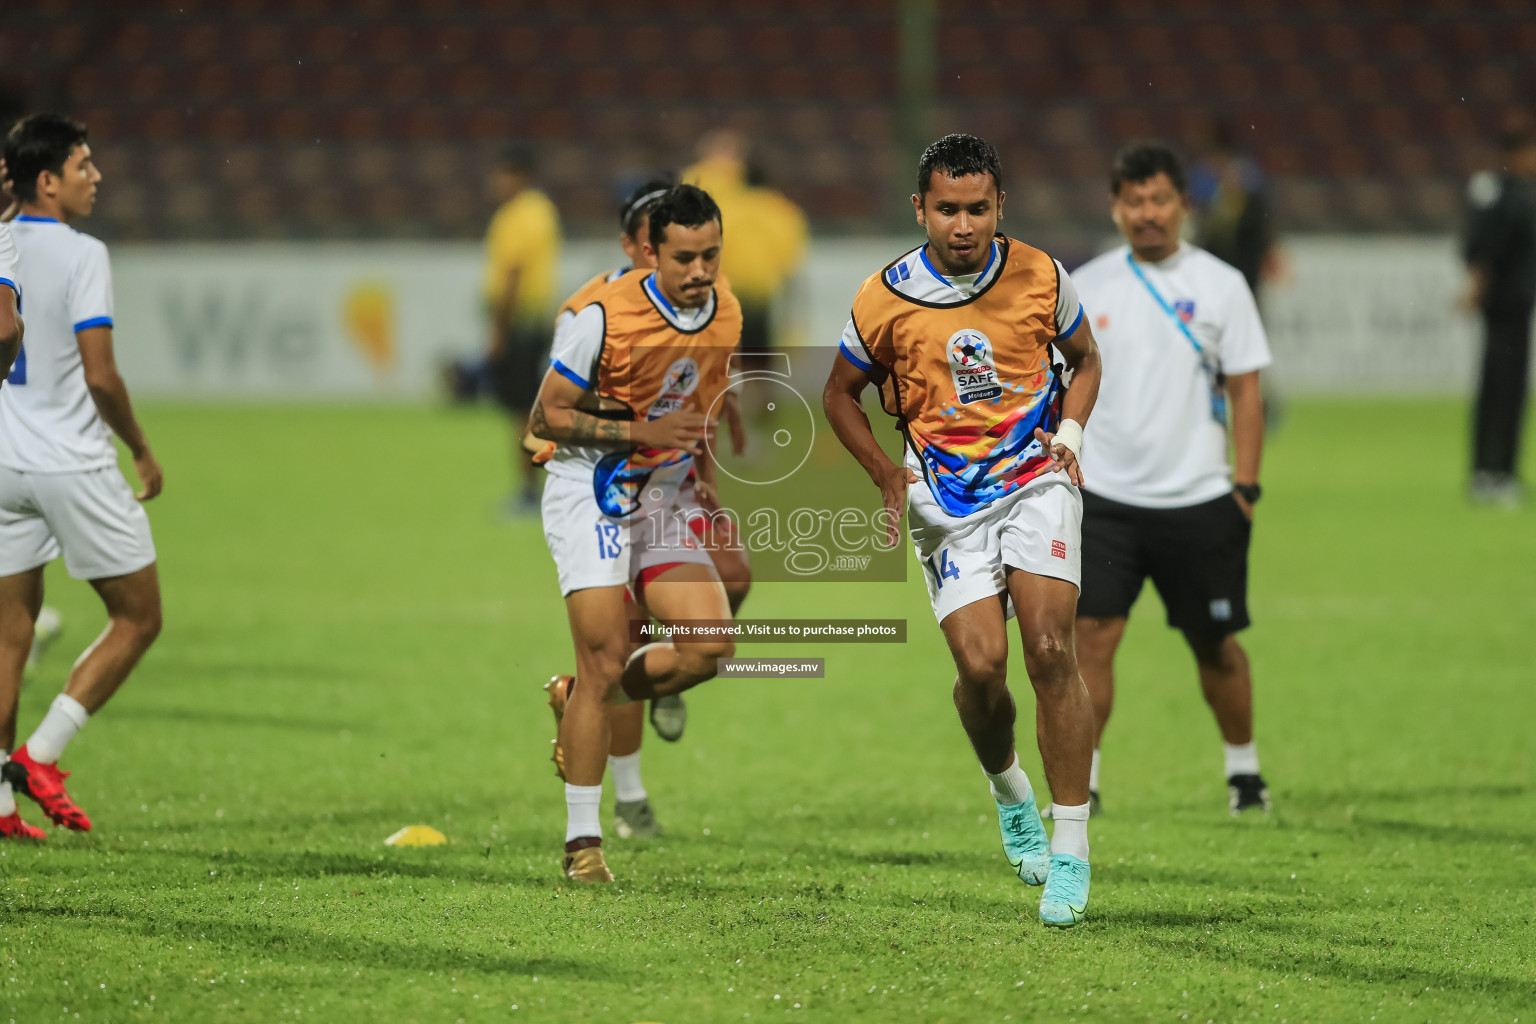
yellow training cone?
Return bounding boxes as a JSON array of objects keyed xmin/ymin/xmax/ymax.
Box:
[{"xmin": 384, "ymin": 825, "xmax": 448, "ymax": 847}]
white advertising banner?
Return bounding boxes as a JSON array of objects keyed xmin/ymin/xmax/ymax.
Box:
[{"xmin": 108, "ymin": 236, "xmax": 1495, "ymax": 399}]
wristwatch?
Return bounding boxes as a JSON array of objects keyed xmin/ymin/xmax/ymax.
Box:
[{"xmin": 1233, "ymin": 482, "xmax": 1262, "ymax": 504}]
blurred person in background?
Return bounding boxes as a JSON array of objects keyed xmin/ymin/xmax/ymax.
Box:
[
  {"xmin": 542, "ymin": 179, "xmax": 752, "ymax": 842},
  {"xmin": 1190, "ymin": 120, "xmax": 1286, "ymax": 429},
  {"xmin": 1068, "ymin": 143, "xmax": 1272, "ymax": 820},
  {"xmin": 1189, "ymin": 120, "xmax": 1278, "ymax": 301},
  {"xmin": 1462, "ymin": 117, "xmax": 1536, "ymax": 506},
  {"xmin": 683, "ymin": 133, "xmax": 807, "ymax": 369},
  {"xmin": 0, "ymin": 114, "xmax": 163, "ymax": 840},
  {"xmin": 0, "ymin": 157, "xmax": 64, "ymax": 675},
  {"xmin": 483, "ymin": 145, "xmax": 562, "ymax": 517}
]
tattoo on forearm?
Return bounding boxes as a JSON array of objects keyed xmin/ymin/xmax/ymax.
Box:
[
  {"xmin": 566, "ymin": 409, "xmax": 627, "ymax": 443},
  {"xmin": 529, "ymin": 399, "xmax": 550, "ymax": 439}
]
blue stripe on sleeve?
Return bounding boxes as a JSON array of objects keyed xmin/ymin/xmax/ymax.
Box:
[
  {"xmin": 838, "ymin": 340, "xmax": 873, "ymax": 371},
  {"xmin": 1060, "ymin": 306, "xmax": 1084, "ymax": 339},
  {"xmin": 550, "ymin": 358, "xmax": 590, "ymax": 390},
  {"xmin": 0, "ymin": 278, "xmax": 18, "ymax": 299},
  {"xmin": 73, "ymin": 316, "xmax": 114, "ymax": 332}
]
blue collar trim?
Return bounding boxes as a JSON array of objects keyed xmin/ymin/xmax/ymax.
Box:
[
  {"xmin": 918, "ymin": 238, "xmax": 998, "ymax": 285},
  {"xmin": 15, "ymin": 215, "xmax": 59, "ymax": 223}
]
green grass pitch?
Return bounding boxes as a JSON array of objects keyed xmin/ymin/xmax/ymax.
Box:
[{"xmin": 3, "ymin": 399, "xmax": 1532, "ymax": 1023}]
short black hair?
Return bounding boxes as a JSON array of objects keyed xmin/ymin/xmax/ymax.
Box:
[
  {"xmin": 3, "ymin": 113, "xmax": 89, "ymax": 202},
  {"xmin": 619, "ymin": 177, "xmax": 674, "ymax": 239},
  {"xmin": 916, "ymin": 133, "xmax": 1002, "ymax": 196},
  {"xmin": 647, "ymin": 184, "xmax": 722, "ymax": 249},
  {"xmin": 1110, "ymin": 142, "xmax": 1187, "ymax": 195}
]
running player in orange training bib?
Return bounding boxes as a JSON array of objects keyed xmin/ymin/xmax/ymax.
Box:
[
  {"xmin": 541, "ymin": 179, "xmax": 752, "ymax": 842},
  {"xmin": 822, "ymin": 135, "xmax": 1104, "ymax": 927},
  {"xmin": 530, "ymin": 184, "xmax": 742, "ymax": 884}
]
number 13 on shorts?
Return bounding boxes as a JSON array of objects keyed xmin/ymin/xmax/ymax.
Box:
[
  {"xmin": 593, "ymin": 522, "xmax": 622, "ymax": 559},
  {"xmin": 926, "ymin": 548, "xmax": 961, "ymax": 589}
]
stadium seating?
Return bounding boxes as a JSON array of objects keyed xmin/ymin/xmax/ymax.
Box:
[{"xmin": 3, "ymin": 0, "xmax": 1531, "ymax": 239}]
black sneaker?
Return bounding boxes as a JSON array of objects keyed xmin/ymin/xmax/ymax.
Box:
[{"xmin": 1228, "ymin": 773, "xmax": 1272, "ymax": 815}]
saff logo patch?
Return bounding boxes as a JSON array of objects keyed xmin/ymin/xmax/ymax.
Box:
[
  {"xmin": 1173, "ymin": 299, "xmax": 1196, "ymax": 324},
  {"xmin": 647, "ymin": 357, "xmax": 701, "ymax": 418},
  {"xmin": 947, "ymin": 329, "xmax": 1002, "ymax": 405}
]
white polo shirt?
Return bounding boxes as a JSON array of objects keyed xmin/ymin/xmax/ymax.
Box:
[
  {"xmin": 1072, "ymin": 243, "xmax": 1271, "ymax": 509},
  {"xmin": 0, "ymin": 215, "xmax": 119, "ymax": 474}
]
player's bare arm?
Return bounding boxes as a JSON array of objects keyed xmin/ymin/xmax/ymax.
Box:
[
  {"xmin": 530, "ymin": 368, "xmax": 707, "ymax": 453},
  {"xmin": 822, "ymin": 352, "xmax": 917, "ymax": 548},
  {"xmin": 1033, "ymin": 320, "xmax": 1103, "ymax": 488},
  {"xmin": 1226, "ymin": 370, "xmax": 1263, "ymax": 519},
  {"xmin": 78, "ymin": 325, "xmax": 161, "ymax": 501}
]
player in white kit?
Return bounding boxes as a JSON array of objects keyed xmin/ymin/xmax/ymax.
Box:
[{"xmin": 0, "ymin": 115, "xmax": 164, "ymax": 839}]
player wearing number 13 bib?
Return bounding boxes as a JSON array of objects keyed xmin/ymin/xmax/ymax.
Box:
[
  {"xmin": 824, "ymin": 135, "xmax": 1104, "ymax": 928},
  {"xmin": 529, "ymin": 185, "xmax": 743, "ymax": 886}
]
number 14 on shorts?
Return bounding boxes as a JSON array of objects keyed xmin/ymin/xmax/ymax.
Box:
[
  {"xmin": 593, "ymin": 522, "xmax": 622, "ymax": 559},
  {"xmin": 926, "ymin": 549, "xmax": 961, "ymax": 589}
]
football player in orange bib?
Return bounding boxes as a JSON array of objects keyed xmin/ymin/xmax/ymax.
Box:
[
  {"xmin": 823, "ymin": 135, "xmax": 1104, "ymax": 927},
  {"xmin": 530, "ymin": 185, "xmax": 742, "ymax": 883},
  {"xmin": 541, "ymin": 180, "xmax": 752, "ymax": 844}
]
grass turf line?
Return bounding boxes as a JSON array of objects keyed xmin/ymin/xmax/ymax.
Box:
[{"xmin": 2, "ymin": 400, "xmax": 1532, "ymax": 1023}]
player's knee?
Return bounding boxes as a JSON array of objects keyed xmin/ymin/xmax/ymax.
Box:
[
  {"xmin": 724, "ymin": 576, "xmax": 752, "ymax": 613},
  {"xmin": 121, "ymin": 604, "xmax": 162, "ymax": 650},
  {"xmin": 574, "ymin": 648, "xmax": 627, "ymax": 699},
  {"xmin": 1021, "ymin": 630, "xmax": 1075, "ymax": 682},
  {"xmin": 1187, "ymin": 631, "xmax": 1240, "ymax": 671},
  {"xmin": 952, "ymin": 640, "xmax": 1007, "ymax": 689}
]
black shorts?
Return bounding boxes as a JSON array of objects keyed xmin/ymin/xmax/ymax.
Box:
[
  {"xmin": 488, "ymin": 324, "xmax": 550, "ymax": 413},
  {"xmin": 1078, "ymin": 489, "xmax": 1252, "ymax": 637}
]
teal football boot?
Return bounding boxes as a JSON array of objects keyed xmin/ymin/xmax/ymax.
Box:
[
  {"xmin": 1038, "ymin": 853, "xmax": 1091, "ymax": 927},
  {"xmin": 996, "ymin": 795, "xmax": 1052, "ymax": 886}
]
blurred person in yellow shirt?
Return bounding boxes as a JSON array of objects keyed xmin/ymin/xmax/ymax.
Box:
[
  {"xmin": 483, "ymin": 145, "xmax": 562, "ymax": 515},
  {"xmin": 683, "ymin": 133, "xmax": 807, "ymax": 358}
]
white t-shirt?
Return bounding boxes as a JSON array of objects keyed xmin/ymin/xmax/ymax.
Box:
[
  {"xmin": 1072, "ymin": 243, "xmax": 1271, "ymax": 509},
  {"xmin": 0, "ymin": 216, "xmax": 119, "ymax": 474},
  {"xmin": 544, "ymin": 271, "xmax": 717, "ymax": 484}
]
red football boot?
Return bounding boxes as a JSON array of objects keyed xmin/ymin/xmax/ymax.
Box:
[
  {"xmin": 6, "ymin": 747, "xmax": 92, "ymax": 831},
  {"xmin": 0, "ymin": 810, "xmax": 46, "ymax": 840}
]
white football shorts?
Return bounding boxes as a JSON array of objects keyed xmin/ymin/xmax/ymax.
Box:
[
  {"xmin": 541, "ymin": 470, "xmax": 716, "ymax": 597},
  {"xmin": 0, "ymin": 464, "xmax": 157, "ymax": 580},
  {"xmin": 908, "ymin": 469, "xmax": 1082, "ymax": 624}
]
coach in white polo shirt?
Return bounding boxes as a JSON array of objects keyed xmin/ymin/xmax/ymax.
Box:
[
  {"xmin": 1070, "ymin": 143, "xmax": 1272, "ymax": 818},
  {"xmin": 0, "ymin": 114, "xmax": 163, "ymax": 841}
]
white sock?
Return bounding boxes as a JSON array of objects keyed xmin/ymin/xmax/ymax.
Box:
[
  {"xmin": 607, "ymin": 751, "xmax": 647, "ymax": 803},
  {"xmin": 1089, "ymin": 748, "xmax": 1101, "ymax": 792},
  {"xmin": 1049, "ymin": 801, "xmax": 1090, "ymax": 860},
  {"xmin": 25, "ymin": 694, "xmax": 90, "ymax": 764},
  {"xmin": 982, "ymin": 753, "xmax": 1034, "ymax": 806},
  {"xmin": 0, "ymin": 752, "xmax": 13, "ymax": 816},
  {"xmin": 564, "ymin": 783, "xmax": 603, "ymax": 843},
  {"xmin": 1224, "ymin": 741, "xmax": 1260, "ymax": 777}
]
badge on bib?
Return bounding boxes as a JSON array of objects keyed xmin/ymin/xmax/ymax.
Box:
[
  {"xmin": 647, "ymin": 357, "xmax": 701, "ymax": 418},
  {"xmin": 947, "ymin": 329, "xmax": 1001, "ymax": 405}
]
